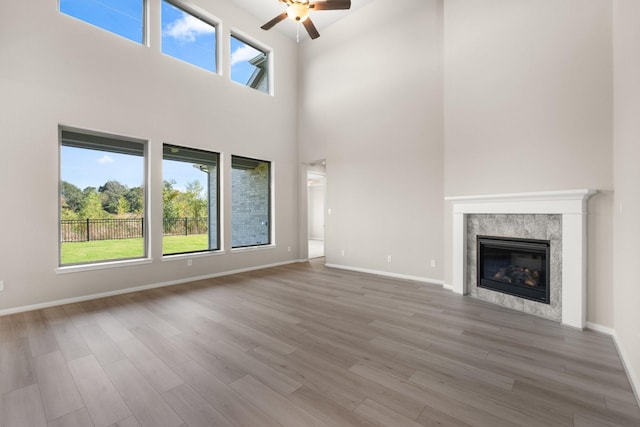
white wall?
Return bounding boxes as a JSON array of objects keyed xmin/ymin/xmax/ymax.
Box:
[
  {"xmin": 443, "ymin": 0, "xmax": 614, "ymax": 327},
  {"xmin": 298, "ymin": 0, "xmax": 445, "ymax": 281},
  {"xmin": 613, "ymin": 0, "xmax": 640, "ymax": 399},
  {"xmin": 0, "ymin": 0, "xmax": 299, "ymax": 310}
]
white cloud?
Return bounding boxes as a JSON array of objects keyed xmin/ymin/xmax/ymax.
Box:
[
  {"xmin": 230, "ymin": 44, "xmax": 260, "ymax": 67},
  {"xmin": 97, "ymin": 155, "xmax": 114, "ymax": 164},
  {"xmin": 164, "ymin": 13, "xmax": 215, "ymax": 42}
]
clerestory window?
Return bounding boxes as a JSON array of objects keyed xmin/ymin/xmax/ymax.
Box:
[
  {"xmin": 230, "ymin": 34, "xmax": 270, "ymax": 94},
  {"xmin": 59, "ymin": 0, "xmax": 146, "ymax": 44},
  {"xmin": 161, "ymin": 0, "xmax": 218, "ymax": 73}
]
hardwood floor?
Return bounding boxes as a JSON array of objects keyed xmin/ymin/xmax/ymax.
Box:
[{"xmin": 1, "ymin": 259, "xmax": 639, "ymax": 426}]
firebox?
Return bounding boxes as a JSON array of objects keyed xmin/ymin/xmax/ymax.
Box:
[{"xmin": 477, "ymin": 236, "xmax": 550, "ymax": 304}]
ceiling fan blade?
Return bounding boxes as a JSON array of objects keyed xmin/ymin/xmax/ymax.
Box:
[
  {"xmin": 261, "ymin": 12, "xmax": 288, "ymax": 30},
  {"xmin": 303, "ymin": 18, "xmax": 320, "ymax": 39},
  {"xmin": 310, "ymin": 0, "xmax": 351, "ymax": 11}
]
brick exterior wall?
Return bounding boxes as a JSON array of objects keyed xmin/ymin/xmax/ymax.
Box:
[{"xmin": 231, "ymin": 162, "xmax": 270, "ymax": 247}]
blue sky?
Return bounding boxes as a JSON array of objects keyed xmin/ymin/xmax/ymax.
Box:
[
  {"xmin": 163, "ymin": 159, "xmax": 209, "ymax": 193},
  {"xmin": 161, "ymin": 0, "xmax": 216, "ymax": 72},
  {"xmin": 59, "ymin": 0, "xmax": 144, "ymax": 43},
  {"xmin": 59, "ymin": 0, "xmax": 262, "ymax": 84},
  {"xmin": 61, "ymin": 146, "xmax": 206, "ymax": 192},
  {"xmin": 230, "ymin": 36, "xmax": 262, "ymax": 86}
]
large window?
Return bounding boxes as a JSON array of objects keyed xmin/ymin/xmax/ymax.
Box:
[
  {"xmin": 59, "ymin": 0, "xmax": 145, "ymax": 44},
  {"xmin": 59, "ymin": 129, "xmax": 146, "ymax": 266},
  {"xmin": 161, "ymin": 0, "xmax": 217, "ymax": 73},
  {"xmin": 163, "ymin": 145, "xmax": 219, "ymax": 255},
  {"xmin": 230, "ymin": 35, "xmax": 270, "ymax": 94},
  {"xmin": 231, "ymin": 156, "xmax": 271, "ymax": 248}
]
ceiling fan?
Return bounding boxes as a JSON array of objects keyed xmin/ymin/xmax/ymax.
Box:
[{"xmin": 261, "ymin": 0, "xmax": 352, "ymax": 40}]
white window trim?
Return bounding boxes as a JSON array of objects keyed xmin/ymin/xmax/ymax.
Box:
[
  {"xmin": 231, "ymin": 244, "xmax": 276, "ymax": 254},
  {"xmin": 162, "ymin": 250, "xmax": 227, "ymax": 262},
  {"xmin": 55, "ymin": 258, "xmax": 154, "ymax": 275}
]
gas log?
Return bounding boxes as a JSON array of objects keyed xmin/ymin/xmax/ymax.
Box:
[{"xmin": 493, "ymin": 265, "xmax": 540, "ymax": 287}]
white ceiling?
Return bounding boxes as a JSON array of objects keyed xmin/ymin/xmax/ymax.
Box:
[{"xmin": 227, "ymin": 0, "xmax": 373, "ymax": 41}]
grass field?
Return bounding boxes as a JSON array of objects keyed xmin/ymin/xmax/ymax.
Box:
[
  {"xmin": 61, "ymin": 234, "xmax": 209, "ymax": 265},
  {"xmin": 163, "ymin": 234, "xmax": 209, "ymax": 254}
]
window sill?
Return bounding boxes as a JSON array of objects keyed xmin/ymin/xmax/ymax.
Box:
[
  {"xmin": 162, "ymin": 250, "xmax": 226, "ymax": 262},
  {"xmin": 231, "ymin": 244, "xmax": 275, "ymax": 254},
  {"xmin": 56, "ymin": 258, "xmax": 153, "ymax": 275}
]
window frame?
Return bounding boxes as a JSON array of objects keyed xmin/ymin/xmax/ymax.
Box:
[
  {"xmin": 58, "ymin": 0, "xmax": 148, "ymax": 45},
  {"xmin": 162, "ymin": 143, "xmax": 221, "ymax": 256},
  {"xmin": 231, "ymin": 155, "xmax": 273, "ymax": 249},
  {"xmin": 229, "ymin": 30, "xmax": 273, "ymax": 95},
  {"xmin": 58, "ymin": 126, "xmax": 149, "ymax": 268},
  {"xmin": 160, "ymin": 0, "xmax": 221, "ymax": 74}
]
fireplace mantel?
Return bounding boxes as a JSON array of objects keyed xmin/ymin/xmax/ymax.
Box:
[{"xmin": 445, "ymin": 189, "xmax": 597, "ymax": 329}]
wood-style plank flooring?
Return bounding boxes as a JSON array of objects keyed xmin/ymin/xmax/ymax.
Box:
[{"xmin": 1, "ymin": 260, "xmax": 639, "ymax": 426}]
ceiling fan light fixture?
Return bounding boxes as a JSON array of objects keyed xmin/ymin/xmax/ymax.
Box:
[
  {"xmin": 261, "ymin": 0, "xmax": 350, "ymax": 40},
  {"xmin": 286, "ymin": 2, "xmax": 309, "ymax": 22}
]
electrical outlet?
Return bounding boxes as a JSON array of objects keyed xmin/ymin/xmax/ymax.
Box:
[
  {"xmin": 187, "ymin": 259, "xmax": 193, "ymax": 267},
  {"xmin": 387, "ymin": 255, "xmax": 392, "ymax": 263},
  {"xmin": 0, "ymin": 280, "xmax": 4, "ymax": 291},
  {"xmin": 341, "ymin": 249, "xmax": 346, "ymax": 256},
  {"xmin": 328, "ymin": 208, "xmax": 332, "ymax": 215},
  {"xmin": 287, "ymin": 246, "xmax": 291, "ymax": 252},
  {"xmin": 430, "ymin": 259, "xmax": 437, "ymax": 268}
]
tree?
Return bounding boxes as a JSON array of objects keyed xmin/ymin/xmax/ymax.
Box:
[
  {"xmin": 183, "ymin": 181, "xmax": 207, "ymax": 219},
  {"xmin": 60, "ymin": 181, "xmax": 84, "ymax": 213},
  {"xmin": 116, "ymin": 196, "xmax": 131, "ymax": 216},
  {"xmin": 163, "ymin": 180, "xmax": 180, "ymax": 219},
  {"xmin": 99, "ymin": 180, "xmax": 129, "ymax": 214},
  {"xmin": 80, "ymin": 188, "xmax": 109, "ymax": 219},
  {"xmin": 60, "ymin": 202, "xmax": 79, "ymax": 220},
  {"xmin": 125, "ymin": 187, "xmax": 144, "ymax": 215}
]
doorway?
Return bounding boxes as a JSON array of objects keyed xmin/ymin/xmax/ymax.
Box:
[{"xmin": 307, "ymin": 170, "xmax": 325, "ymax": 259}]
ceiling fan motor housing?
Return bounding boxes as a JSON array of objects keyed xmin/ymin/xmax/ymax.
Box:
[
  {"xmin": 287, "ymin": 1, "xmax": 310, "ymax": 22},
  {"xmin": 262, "ymin": 0, "xmax": 351, "ymax": 40}
]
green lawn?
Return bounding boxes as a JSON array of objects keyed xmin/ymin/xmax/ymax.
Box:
[
  {"xmin": 61, "ymin": 234, "xmax": 209, "ymax": 265},
  {"xmin": 163, "ymin": 234, "xmax": 209, "ymax": 255}
]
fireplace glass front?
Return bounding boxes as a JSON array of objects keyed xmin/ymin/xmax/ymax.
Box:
[{"xmin": 477, "ymin": 236, "xmax": 550, "ymax": 304}]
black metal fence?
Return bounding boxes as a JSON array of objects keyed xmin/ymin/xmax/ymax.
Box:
[
  {"xmin": 163, "ymin": 217, "xmax": 208, "ymax": 236},
  {"xmin": 61, "ymin": 218, "xmax": 208, "ymax": 242}
]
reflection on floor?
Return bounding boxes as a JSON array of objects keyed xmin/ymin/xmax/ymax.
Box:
[{"xmin": 308, "ymin": 239, "xmax": 324, "ymax": 259}]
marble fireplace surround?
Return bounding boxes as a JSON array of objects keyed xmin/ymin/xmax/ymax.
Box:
[
  {"xmin": 467, "ymin": 214, "xmax": 562, "ymax": 322},
  {"xmin": 446, "ymin": 190, "xmax": 597, "ymax": 329}
]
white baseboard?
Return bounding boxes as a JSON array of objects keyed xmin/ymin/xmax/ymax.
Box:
[
  {"xmin": 585, "ymin": 321, "xmax": 615, "ymax": 336},
  {"xmin": 615, "ymin": 334, "xmax": 640, "ymax": 407},
  {"xmin": 586, "ymin": 322, "xmax": 640, "ymax": 406},
  {"xmin": 325, "ymin": 263, "xmax": 444, "ymax": 287},
  {"xmin": 0, "ymin": 259, "xmax": 302, "ymax": 317},
  {"xmin": 442, "ymin": 283, "xmax": 454, "ymax": 291}
]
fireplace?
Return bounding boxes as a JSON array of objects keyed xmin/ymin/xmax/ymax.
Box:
[
  {"xmin": 477, "ymin": 236, "xmax": 550, "ymax": 304},
  {"xmin": 447, "ymin": 190, "xmax": 596, "ymax": 328}
]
